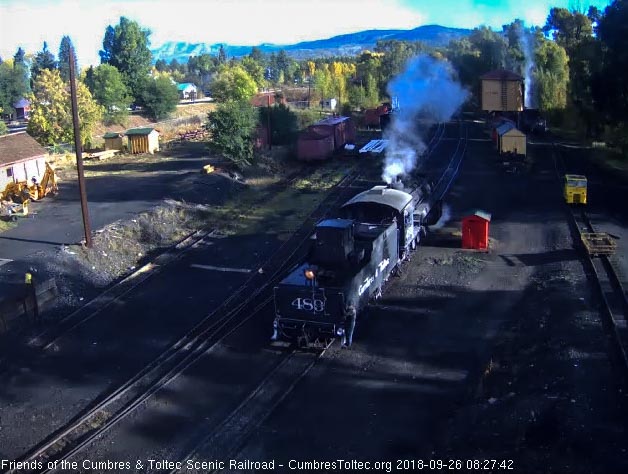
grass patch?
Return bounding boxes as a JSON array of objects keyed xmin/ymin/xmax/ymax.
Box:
[
  {"xmin": 172, "ymin": 102, "xmax": 216, "ymax": 119},
  {"xmin": 60, "ymin": 158, "xmax": 352, "ymax": 287},
  {"xmin": 0, "ymin": 219, "xmax": 18, "ymax": 233},
  {"xmin": 202, "ymin": 162, "xmax": 349, "ymax": 236}
]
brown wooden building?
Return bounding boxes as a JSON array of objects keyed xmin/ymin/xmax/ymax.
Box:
[
  {"xmin": 103, "ymin": 132, "xmax": 124, "ymax": 151},
  {"xmin": 480, "ymin": 70, "xmax": 524, "ymax": 112}
]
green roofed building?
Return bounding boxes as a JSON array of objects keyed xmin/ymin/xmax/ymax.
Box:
[
  {"xmin": 103, "ymin": 131, "xmax": 124, "ymax": 151},
  {"xmin": 176, "ymin": 82, "xmax": 197, "ymax": 100},
  {"xmin": 125, "ymin": 127, "xmax": 160, "ymax": 154}
]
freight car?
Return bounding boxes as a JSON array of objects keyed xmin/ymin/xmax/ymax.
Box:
[{"xmin": 272, "ymin": 184, "xmax": 439, "ymax": 347}]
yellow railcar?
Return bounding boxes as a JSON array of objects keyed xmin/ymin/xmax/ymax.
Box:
[{"xmin": 564, "ymin": 174, "xmax": 587, "ymax": 204}]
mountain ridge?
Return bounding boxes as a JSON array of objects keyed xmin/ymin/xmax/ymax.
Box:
[{"xmin": 151, "ymin": 24, "xmax": 471, "ymax": 63}]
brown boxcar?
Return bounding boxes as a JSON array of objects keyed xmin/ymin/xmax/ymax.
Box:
[{"xmin": 296, "ymin": 129, "xmax": 335, "ymax": 161}]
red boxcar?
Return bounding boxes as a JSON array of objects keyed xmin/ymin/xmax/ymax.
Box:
[
  {"xmin": 296, "ymin": 116, "xmax": 355, "ymax": 161},
  {"xmin": 296, "ymin": 129, "xmax": 335, "ymax": 161}
]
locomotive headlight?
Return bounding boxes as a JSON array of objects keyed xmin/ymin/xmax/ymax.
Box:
[{"xmin": 304, "ymin": 268, "xmax": 316, "ymax": 280}]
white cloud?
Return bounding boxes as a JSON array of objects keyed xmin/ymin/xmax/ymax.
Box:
[{"xmin": 0, "ymin": 0, "xmax": 424, "ymax": 67}]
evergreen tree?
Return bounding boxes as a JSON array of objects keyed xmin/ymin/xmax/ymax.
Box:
[
  {"xmin": 31, "ymin": 42, "xmax": 57, "ymax": 84},
  {"xmin": 99, "ymin": 17, "xmax": 152, "ymax": 102},
  {"xmin": 218, "ymin": 45, "xmax": 227, "ymax": 64},
  {"xmin": 58, "ymin": 36, "xmax": 77, "ymax": 82}
]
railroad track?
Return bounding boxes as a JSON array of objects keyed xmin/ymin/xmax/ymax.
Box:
[
  {"xmin": 169, "ymin": 342, "xmax": 332, "ymax": 474},
  {"xmin": 0, "ymin": 166, "xmax": 337, "ymax": 376},
  {"xmin": 159, "ymin": 122, "xmax": 469, "ymax": 471},
  {"xmin": 553, "ymin": 144, "xmax": 628, "ymax": 386},
  {"xmin": 6, "ymin": 123, "xmax": 457, "ymax": 474},
  {"xmin": 6, "ymin": 169, "xmax": 362, "ymax": 474}
]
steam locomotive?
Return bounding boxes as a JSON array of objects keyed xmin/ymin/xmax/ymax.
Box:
[{"xmin": 272, "ymin": 182, "xmax": 441, "ymax": 347}]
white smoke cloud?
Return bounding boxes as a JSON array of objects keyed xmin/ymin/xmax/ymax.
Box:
[
  {"xmin": 518, "ymin": 24, "xmax": 537, "ymax": 108},
  {"xmin": 430, "ymin": 203, "xmax": 451, "ymax": 230},
  {"xmin": 382, "ymin": 55, "xmax": 468, "ymax": 184}
]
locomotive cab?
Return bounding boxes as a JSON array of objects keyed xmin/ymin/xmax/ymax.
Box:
[
  {"xmin": 342, "ymin": 186, "xmax": 419, "ymax": 254},
  {"xmin": 273, "ymin": 217, "xmax": 398, "ymax": 346}
]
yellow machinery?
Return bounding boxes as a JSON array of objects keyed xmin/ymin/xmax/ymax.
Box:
[
  {"xmin": 1, "ymin": 162, "xmax": 58, "ymax": 202},
  {"xmin": 564, "ymin": 174, "xmax": 587, "ymax": 204}
]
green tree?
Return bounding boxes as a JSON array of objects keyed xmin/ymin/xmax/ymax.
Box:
[
  {"xmin": 31, "ymin": 42, "xmax": 57, "ymax": 85},
  {"xmin": 154, "ymin": 59, "xmax": 168, "ymax": 72},
  {"xmin": 533, "ymin": 37, "xmax": 570, "ymax": 114},
  {"xmin": 89, "ymin": 64, "xmax": 132, "ymax": 124},
  {"xmin": 141, "ymin": 76, "xmax": 179, "ymax": 120},
  {"xmin": 375, "ymin": 40, "xmax": 428, "ymax": 94},
  {"xmin": 249, "ymin": 46, "xmax": 264, "ymax": 63},
  {"xmin": 313, "ymin": 66, "xmax": 333, "ymax": 102},
  {"xmin": 218, "ymin": 45, "xmax": 227, "ymax": 64},
  {"xmin": 241, "ymin": 56, "xmax": 266, "ymax": 88},
  {"xmin": 0, "ymin": 118, "xmax": 7, "ymax": 135},
  {"xmin": 258, "ymin": 103, "xmax": 298, "ymax": 145},
  {"xmin": 544, "ymin": 7, "xmax": 593, "ymax": 51},
  {"xmin": 0, "ymin": 59, "xmax": 29, "ymax": 116},
  {"xmin": 99, "ymin": 17, "xmax": 152, "ymax": 101},
  {"xmin": 27, "ymin": 68, "xmax": 103, "ymax": 146},
  {"xmin": 13, "ymin": 47, "xmax": 25, "ymax": 66},
  {"xmin": 206, "ymin": 100, "xmax": 258, "ymax": 168},
  {"xmin": 58, "ymin": 36, "xmax": 77, "ymax": 82},
  {"xmin": 596, "ymin": 0, "xmax": 628, "ymax": 124},
  {"xmin": 211, "ymin": 65, "xmax": 258, "ymax": 102},
  {"xmin": 99, "ymin": 26, "xmax": 115, "ymax": 63}
]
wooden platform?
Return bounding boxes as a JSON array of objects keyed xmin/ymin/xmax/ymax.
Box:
[
  {"xmin": 581, "ymin": 232, "xmax": 617, "ymax": 256},
  {"xmin": 85, "ymin": 149, "xmax": 121, "ymax": 160}
]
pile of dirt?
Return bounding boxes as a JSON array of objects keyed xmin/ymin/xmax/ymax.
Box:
[{"xmin": 55, "ymin": 199, "xmax": 213, "ymax": 288}]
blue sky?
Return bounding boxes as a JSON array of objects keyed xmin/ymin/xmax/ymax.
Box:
[{"xmin": 0, "ymin": 0, "xmax": 613, "ymax": 67}]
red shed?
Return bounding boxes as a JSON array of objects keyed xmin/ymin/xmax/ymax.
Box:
[
  {"xmin": 462, "ymin": 211, "xmax": 492, "ymax": 250},
  {"xmin": 296, "ymin": 129, "xmax": 335, "ymax": 161}
]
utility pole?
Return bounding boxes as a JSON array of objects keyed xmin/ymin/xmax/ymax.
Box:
[
  {"xmin": 267, "ymin": 94, "xmax": 272, "ymax": 151},
  {"xmin": 69, "ymin": 47, "xmax": 93, "ymax": 247}
]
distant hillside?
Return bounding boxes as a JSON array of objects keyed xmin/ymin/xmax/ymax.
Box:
[{"xmin": 151, "ymin": 24, "xmax": 471, "ymax": 63}]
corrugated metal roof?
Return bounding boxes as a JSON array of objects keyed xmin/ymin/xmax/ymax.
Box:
[
  {"xmin": 481, "ymin": 69, "xmax": 523, "ymax": 81},
  {"xmin": 502, "ymin": 127, "xmax": 525, "ymax": 137},
  {"xmin": 315, "ymin": 116, "xmax": 351, "ymax": 126},
  {"xmin": 103, "ymin": 132, "xmax": 124, "ymax": 138},
  {"xmin": 13, "ymin": 97, "xmax": 30, "ymax": 108},
  {"xmin": 0, "ymin": 132, "xmax": 47, "ymax": 167},
  {"xmin": 496, "ymin": 122, "xmax": 515, "ymax": 135},
  {"xmin": 342, "ymin": 186, "xmax": 412, "ymax": 213},
  {"xmin": 125, "ymin": 127, "xmax": 157, "ymax": 136}
]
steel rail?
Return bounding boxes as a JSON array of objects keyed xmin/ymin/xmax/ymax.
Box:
[
  {"xmin": 169, "ymin": 342, "xmax": 333, "ymax": 474},
  {"xmin": 7, "ymin": 123, "xmax": 454, "ymax": 474},
  {"xmin": 163, "ymin": 122, "xmax": 468, "ymax": 472},
  {"xmin": 6, "ymin": 170, "xmax": 362, "ymax": 474},
  {"xmin": 552, "ymin": 144, "xmax": 628, "ymax": 386}
]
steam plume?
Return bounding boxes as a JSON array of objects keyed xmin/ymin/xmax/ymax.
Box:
[
  {"xmin": 430, "ymin": 203, "xmax": 451, "ymax": 230},
  {"xmin": 383, "ymin": 55, "xmax": 468, "ymax": 184},
  {"xmin": 518, "ymin": 26, "xmax": 536, "ymax": 108}
]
